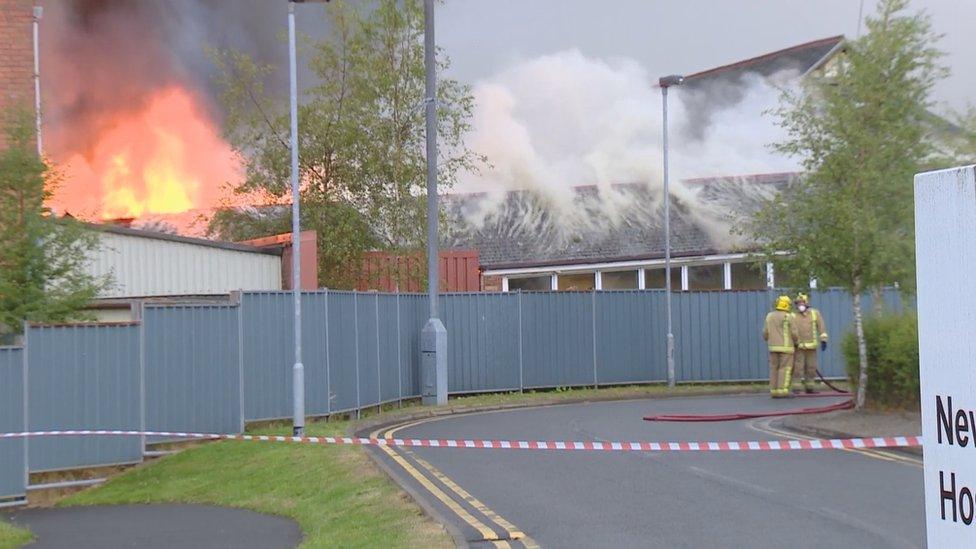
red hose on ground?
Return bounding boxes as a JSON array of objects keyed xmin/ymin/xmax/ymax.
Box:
[{"xmin": 643, "ymin": 397, "xmax": 853, "ymax": 422}]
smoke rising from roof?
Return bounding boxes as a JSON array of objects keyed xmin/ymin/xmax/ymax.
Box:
[{"xmin": 455, "ymin": 49, "xmax": 800, "ymax": 249}]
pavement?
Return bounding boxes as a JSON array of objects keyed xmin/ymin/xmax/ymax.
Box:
[
  {"xmin": 3, "ymin": 504, "xmax": 302, "ymax": 548},
  {"xmin": 365, "ymin": 393, "xmax": 924, "ymax": 548}
]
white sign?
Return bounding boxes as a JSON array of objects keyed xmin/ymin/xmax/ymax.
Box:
[{"xmin": 915, "ymin": 165, "xmax": 976, "ymax": 547}]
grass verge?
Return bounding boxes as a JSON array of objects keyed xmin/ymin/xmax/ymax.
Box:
[
  {"xmin": 0, "ymin": 521, "xmax": 33, "ymax": 549},
  {"xmin": 58, "ymin": 419, "xmax": 451, "ymax": 549}
]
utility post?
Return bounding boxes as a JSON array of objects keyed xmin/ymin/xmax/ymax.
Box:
[
  {"xmin": 658, "ymin": 74, "xmax": 684, "ymax": 388},
  {"xmin": 421, "ymin": 0, "xmax": 447, "ymax": 406},
  {"xmin": 287, "ymin": 1, "xmax": 305, "ymax": 436}
]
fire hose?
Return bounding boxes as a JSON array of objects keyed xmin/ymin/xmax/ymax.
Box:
[{"xmin": 643, "ymin": 370, "xmax": 852, "ymax": 422}]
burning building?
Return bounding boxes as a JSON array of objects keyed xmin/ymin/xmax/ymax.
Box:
[{"xmin": 442, "ymin": 36, "xmax": 847, "ymax": 293}]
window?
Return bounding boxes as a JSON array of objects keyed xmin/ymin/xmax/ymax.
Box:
[
  {"xmin": 601, "ymin": 270, "xmax": 638, "ymax": 290},
  {"xmin": 688, "ymin": 264, "xmax": 724, "ymax": 290},
  {"xmin": 508, "ymin": 275, "xmax": 551, "ymax": 291},
  {"xmin": 557, "ymin": 272, "xmax": 595, "ymax": 291},
  {"xmin": 644, "ymin": 267, "xmax": 681, "ymax": 289},
  {"xmin": 730, "ymin": 262, "xmax": 767, "ymax": 290}
]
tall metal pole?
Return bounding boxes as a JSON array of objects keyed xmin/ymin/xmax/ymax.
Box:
[
  {"xmin": 288, "ymin": 1, "xmax": 305, "ymax": 436},
  {"xmin": 421, "ymin": 0, "xmax": 447, "ymax": 406},
  {"xmin": 32, "ymin": 6, "xmax": 42, "ymax": 156},
  {"xmin": 662, "ymin": 86, "xmax": 675, "ymax": 388},
  {"xmin": 425, "ymin": 0, "xmax": 438, "ymax": 321}
]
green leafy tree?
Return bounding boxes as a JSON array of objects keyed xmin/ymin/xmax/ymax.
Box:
[
  {"xmin": 209, "ymin": 0, "xmax": 481, "ymax": 289},
  {"xmin": 0, "ymin": 110, "xmax": 109, "ymax": 339},
  {"xmin": 744, "ymin": 0, "xmax": 947, "ymax": 409}
]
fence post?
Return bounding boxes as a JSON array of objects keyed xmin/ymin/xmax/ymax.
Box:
[
  {"xmin": 235, "ymin": 294, "xmax": 245, "ymax": 433},
  {"xmin": 22, "ymin": 323, "xmax": 29, "ymax": 494},
  {"xmin": 139, "ymin": 302, "xmax": 147, "ymax": 451},
  {"xmin": 396, "ymin": 292, "xmax": 402, "ymax": 407},
  {"xmin": 375, "ymin": 293, "xmax": 381, "ymax": 408},
  {"xmin": 592, "ymin": 289, "xmax": 598, "ymax": 389},
  {"xmin": 323, "ymin": 288, "xmax": 331, "ymax": 416},
  {"xmin": 354, "ymin": 292, "xmax": 361, "ymax": 419},
  {"xmin": 517, "ymin": 291, "xmax": 524, "ymax": 393}
]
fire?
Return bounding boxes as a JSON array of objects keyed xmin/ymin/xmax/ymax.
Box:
[{"xmin": 54, "ymin": 86, "xmax": 241, "ymax": 221}]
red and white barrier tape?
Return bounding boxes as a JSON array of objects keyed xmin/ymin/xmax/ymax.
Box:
[{"xmin": 0, "ymin": 430, "xmax": 923, "ymax": 452}]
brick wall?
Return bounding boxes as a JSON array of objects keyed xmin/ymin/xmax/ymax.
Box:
[
  {"xmin": 0, "ymin": 0, "xmax": 35, "ymax": 147},
  {"xmin": 481, "ymin": 274, "xmax": 503, "ymax": 292}
]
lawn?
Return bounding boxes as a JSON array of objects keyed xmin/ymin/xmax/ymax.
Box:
[
  {"xmin": 0, "ymin": 521, "xmax": 32, "ymax": 549},
  {"xmin": 57, "ymin": 419, "xmax": 451, "ymax": 549}
]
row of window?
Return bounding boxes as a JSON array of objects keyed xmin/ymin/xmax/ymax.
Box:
[{"xmin": 503, "ymin": 261, "xmax": 801, "ymax": 292}]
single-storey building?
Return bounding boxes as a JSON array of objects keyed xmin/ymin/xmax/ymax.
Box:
[{"xmin": 441, "ymin": 36, "xmax": 850, "ymax": 292}]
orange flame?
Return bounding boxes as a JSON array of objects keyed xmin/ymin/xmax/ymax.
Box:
[{"xmin": 55, "ymin": 86, "xmax": 241, "ymax": 222}]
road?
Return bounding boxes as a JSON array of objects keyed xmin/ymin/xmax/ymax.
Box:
[{"xmin": 366, "ymin": 394, "xmax": 924, "ymax": 548}]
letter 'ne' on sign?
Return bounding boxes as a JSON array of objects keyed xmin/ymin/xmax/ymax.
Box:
[{"xmin": 914, "ymin": 165, "xmax": 976, "ymax": 546}]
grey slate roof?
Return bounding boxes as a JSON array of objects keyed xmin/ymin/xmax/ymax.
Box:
[{"xmin": 443, "ymin": 173, "xmax": 795, "ymax": 270}]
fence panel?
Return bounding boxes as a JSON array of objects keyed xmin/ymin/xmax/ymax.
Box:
[
  {"xmin": 240, "ymin": 292, "xmax": 331, "ymax": 421},
  {"xmin": 594, "ymin": 291, "xmax": 666, "ymax": 385},
  {"xmin": 398, "ymin": 295, "xmax": 427, "ymax": 398},
  {"xmin": 377, "ymin": 294, "xmax": 402, "ymax": 403},
  {"xmin": 144, "ymin": 306, "xmax": 241, "ymax": 435},
  {"xmin": 356, "ymin": 293, "xmax": 381, "ymax": 408},
  {"xmin": 327, "ymin": 292, "xmax": 359, "ymax": 412},
  {"xmin": 520, "ymin": 292, "xmax": 595, "ymax": 388},
  {"xmin": 26, "ymin": 324, "xmax": 141, "ymax": 472},
  {"xmin": 442, "ymin": 293, "xmax": 521, "ymax": 393},
  {"xmin": 0, "ymin": 347, "xmax": 25, "ymax": 501}
]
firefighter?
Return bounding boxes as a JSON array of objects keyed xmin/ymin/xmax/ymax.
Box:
[
  {"xmin": 792, "ymin": 293, "xmax": 828, "ymax": 393},
  {"xmin": 763, "ymin": 295, "xmax": 799, "ymax": 398}
]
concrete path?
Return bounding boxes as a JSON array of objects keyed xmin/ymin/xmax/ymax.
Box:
[
  {"xmin": 3, "ymin": 504, "xmax": 302, "ymax": 548},
  {"xmin": 366, "ymin": 394, "xmax": 924, "ymax": 548}
]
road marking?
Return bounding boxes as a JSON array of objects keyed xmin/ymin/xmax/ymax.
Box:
[
  {"xmin": 370, "ymin": 423, "xmax": 501, "ymax": 541},
  {"xmin": 750, "ymin": 420, "xmax": 922, "ymax": 467},
  {"xmin": 376, "ymin": 418, "xmax": 537, "ymax": 546},
  {"xmin": 409, "ymin": 452, "xmax": 526, "ymax": 540}
]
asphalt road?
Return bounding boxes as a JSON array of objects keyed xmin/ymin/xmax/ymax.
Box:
[
  {"xmin": 3, "ymin": 504, "xmax": 302, "ymax": 548},
  {"xmin": 367, "ymin": 394, "xmax": 924, "ymax": 548}
]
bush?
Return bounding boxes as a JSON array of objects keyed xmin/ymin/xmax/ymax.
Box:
[{"xmin": 842, "ymin": 312, "xmax": 919, "ymax": 409}]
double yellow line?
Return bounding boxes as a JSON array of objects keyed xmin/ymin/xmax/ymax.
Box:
[{"xmin": 370, "ymin": 418, "xmax": 539, "ymax": 548}]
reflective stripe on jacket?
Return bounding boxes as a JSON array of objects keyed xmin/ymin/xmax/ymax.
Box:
[
  {"xmin": 763, "ymin": 310, "xmax": 798, "ymax": 354},
  {"xmin": 794, "ymin": 308, "xmax": 828, "ymax": 349}
]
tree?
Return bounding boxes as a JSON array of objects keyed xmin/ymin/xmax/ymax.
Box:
[
  {"xmin": 209, "ymin": 0, "xmax": 481, "ymax": 289},
  {"xmin": 0, "ymin": 110, "xmax": 109, "ymax": 339},
  {"xmin": 744, "ymin": 0, "xmax": 947, "ymax": 409}
]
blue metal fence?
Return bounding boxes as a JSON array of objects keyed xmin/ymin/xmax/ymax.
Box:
[
  {"xmin": 0, "ymin": 287, "xmax": 905, "ymax": 501},
  {"xmin": 25, "ymin": 324, "xmax": 142, "ymax": 473},
  {"xmin": 0, "ymin": 347, "xmax": 25, "ymax": 503}
]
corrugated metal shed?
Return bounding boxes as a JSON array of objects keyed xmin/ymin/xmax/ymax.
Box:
[{"xmin": 85, "ymin": 225, "xmax": 282, "ymax": 298}]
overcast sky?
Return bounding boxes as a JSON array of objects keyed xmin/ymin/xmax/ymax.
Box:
[{"xmin": 435, "ymin": 0, "xmax": 974, "ymax": 114}]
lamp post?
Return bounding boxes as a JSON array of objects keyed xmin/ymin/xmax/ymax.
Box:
[
  {"xmin": 421, "ymin": 0, "xmax": 447, "ymax": 406},
  {"xmin": 658, "ymin": 74, "xmax": 683, "ymax": 388},
  {"xmin": 286, "ymin": 1, "xmax": 305, "ymax": 436}
]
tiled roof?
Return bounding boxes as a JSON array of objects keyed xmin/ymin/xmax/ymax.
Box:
[{"xmin": 442, "ymin": 174, "xmax": 795, "ymax": 270}]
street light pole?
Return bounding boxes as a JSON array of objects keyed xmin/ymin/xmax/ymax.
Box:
[
  {"xmin": 421, "ymin": 0, "xmax": 447, "ymax": 406},
  {"xmin": 288, "ymin": 1, "xmax": 305, "ymax": 436},
  {"xmin": 659, "ymin": 74, "xmax": 683, "ymax": 388}
]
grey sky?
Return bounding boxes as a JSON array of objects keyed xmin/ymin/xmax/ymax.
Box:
[{"xmin": 436, "ymin": 0, "xmax": 974, "ymax": 114}]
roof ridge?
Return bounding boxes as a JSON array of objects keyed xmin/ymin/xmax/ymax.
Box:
[{"xmin": 683, "ymin": 35, "xmax": 845, "ymax": 82}]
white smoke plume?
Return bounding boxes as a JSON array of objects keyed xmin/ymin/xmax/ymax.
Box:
[{"xmin": 457, "ymin": 49, "xmax": 799, "ymax": 248}]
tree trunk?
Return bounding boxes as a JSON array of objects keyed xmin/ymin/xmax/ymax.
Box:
[{"xmin": 852, "ymin": 282, "xmax": 870, "ymax": 411}]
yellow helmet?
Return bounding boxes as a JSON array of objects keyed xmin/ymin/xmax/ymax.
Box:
[
  {"xmin": 775, "ymin": 295, "xmax": 792, "ymax": 311},
  {"xmin": 795, "ymin": 293, "xmax": 809, "ymax": 304}
]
